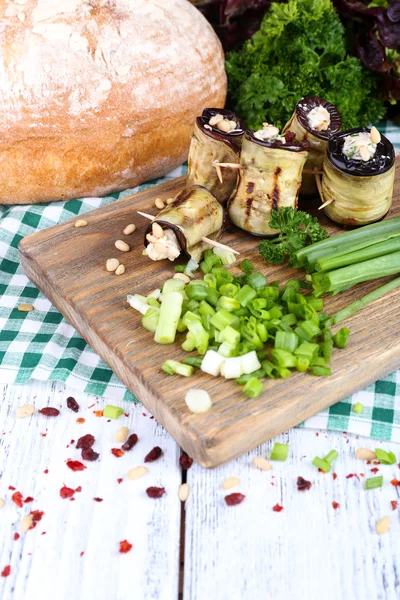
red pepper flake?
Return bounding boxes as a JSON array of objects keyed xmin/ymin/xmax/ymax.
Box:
[
  {"xmin": 30, "ymin": 510, "xmax": 44, "ymax": 529},
  {"xmin": 318, "ymin": 468, "xmax": 326, "ymax": 473},
  {"xmin": 23, "ymin": 497, "xmax": 34, "ymax": 503},
  {"xmin": 346, "ymin": 473, "xmax": 360, "ymax": 481},
  {"xmin": 8, "ymin": 485, "xmax": 16, "ymax": 491},
  {"xmin": 81, "ymin": 448, "xmax": 99, "ymax": 462},
  {"xmin": 119, "ymin": 539, "xmax": 132, "ymax": 554},
  {"xmin": 1, "ymin": 565, "xmax": 11, "ymax": 577},
  {"xmin": 122, "ymin": 434, "xmax": 138, "ymax": 452},
  {"xmin": 93, "ymin": 410, "xmax": 103, "ymax": 418},
  {"xmin": 179, "ymin": 452, "xmax": 194, "ymax": 470},
  {"xmin": 144, "ymin": 446, "xmax": 163, "ymax": 463},
  {"xmin": 315, "ymin": 432, "xmax": 319, "ymax": 436},
  {"xmin": 391, "ymin": 500, "xmax": 398, "ymax": 510},
  {"xmin": 391, "ymin": 478, "xmax": 400, "ymax": 487},
  {"xmin": 70, "ymin": 498, "xmax": 75, "ymax": 502},
  {"xmin": 75, "ymin": 486, "xmax": 82, "ymax": 493},
  {"xmin": 41, "ymin": 532, "xmax": 46, "ymax": 535},
  {"xmin": 93, "ymin": 497, "xmax": 103, "ymax": 502},
  {"xmin": 13, "ymin": 533, "xmax": 20, "ymax": 541},
  {"xmin": 60, "ymin": 486, "xmax": 75, "ymax": 499},
  {"xmin": 76, "ymin": 434, "xmax": 95, "ymax": 449},
  {"xmin": 80, "ymin": 551, "xmax": 84, "ymax": 557},
  {"xmin": 41, "ymin": 433, "xmax": 47, "ymax": 437},
  {"xmin": 66, "ymin": 397, "xmax": 80, "ymax": 412},
  {"xmin": 39, "ymin": 407, "xmax": 60, "ymax": 417},
  {"xmin": 44, "ymin": 469, "xmax": 48, "ymax": 474},
  {"xmin": 370, "ymin": 467, "xmax": 379, "ymax": 474},
  {"xmin": 366, "ymin": 460, "xmax": 371, "ymax": 465},
  {"xmin": 297, "ymin": 476, "xmax": 312, "ymax": 491},
  {"xmin": 332, "ymin": 472, "xmax": 337, "ymax": 480},
  {"xmin": 76, "ymin": 418, "xmax": 85, "ymax": 424},
  {"xmin": 124, "ymin": 412, "xmax": 129, "ymax": 417},
  {"xmin": 11, "ymin": 491, "xmax": 23, "ymax": 508},
  {"xmin": 66, "ymin": 460, "xmax": 86, "ymax": 472},
  {"xmin": 373, "ymin": 461, "xmax": 380, "ymax": 465},
  {"xmin": 272, "ymin": 503, "xmax": 284, "ymax": 512},
  {"xmin": 142, "ymin": 413, "xmax": 147, "ymax": 417},
  {"xmin": 88, "ymin": 403, "xmax": 96, "ymax": 409},
  {"xmin": 146, "ymin": 487, "xmax": 166, "ymax": 499},
  {"xmin": 111, "ymin": 448, "xmax": 124, "ymax": 458},
  {"xmin": 225, "ymin": 493, "xmax": 245, "ymax": 506},
  {"xmin": 117, "ymin": 478, "xmax": 123, "ymax": 484},
  {"xmin": 332, "ymin": 501, "xmax": 340, "ymax": 510}
]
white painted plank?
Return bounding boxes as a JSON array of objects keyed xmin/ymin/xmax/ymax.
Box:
[
  {"xmin": 0, "ymin": 382, "xmax": 182, "ymax": 600},
  {"xmin": 184, "ymin": 428, "xmax": 400, "ymax": 600}
]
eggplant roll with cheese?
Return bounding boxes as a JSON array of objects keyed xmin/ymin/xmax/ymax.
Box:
[
  {"xmin": 187, "ymin": 108, "xmax": 246, "ymax": 204},
  {"xmin": 228, "ymin": 127, "xmax": 309, "ymax": 236},
  {"xmin": 321, "ymin": 127, "xmax": 395, "ymax": 226},
  {"xmin": 283, "ymin": 96, "xmax": 342, "ymax": 195},
  {"xmin": 144, "ymin": 185, "xmax": 224, "ymax": 263}
]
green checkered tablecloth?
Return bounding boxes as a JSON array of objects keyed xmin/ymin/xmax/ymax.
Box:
[{"xmin": 1, "ymin": 122, "xmax": 400, "ymax": 442}]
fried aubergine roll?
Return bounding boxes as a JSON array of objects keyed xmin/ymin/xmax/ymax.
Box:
[
  {"xmin": 187, "ymin": 108, "xmax": 246, "ymax": 204},
  {"xmin": 228, "ymin": 126, "xmax": 309, "ymax": 236},
  {"xmin": 144, "ymin": 185, "xmax": 224, "ymax": 263},
  {"xmin": 321, "ymin": 127, "xmax": 395, "ymax": 226},
  {"xmin": 283, "ymin": 96, "xmax": 342, "ymax": 195}
]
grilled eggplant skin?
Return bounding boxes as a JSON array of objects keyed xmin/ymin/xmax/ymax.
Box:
[
  {"xmin": 228, "ymin": 133, "xmax": 309, "ymax": 236},
  {"xmin": 187, "ymin": 108, "xmax": 245, "ymax": 204},
  {"xmin": 283, "ymin": 96, "xmax": 341, "ymax": 195},
  {"xmin": 144, "ymin": 185, "xmax": 224, "ymax": 262},
  {"xmin": 322, "ymin": 128, "xmax": 395, "ymax": 226}
]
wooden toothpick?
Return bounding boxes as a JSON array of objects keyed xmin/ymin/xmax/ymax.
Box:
[
  {"xmin": 303, "ymin": 169, "xmax": 323, "ymax": 175},
  {"xmin": 314, "ymin": 173, "xmax": 334, "ymax": 210},
  {"xmin": 212, "ymin": 160, "xmax": 224, "ymax": 184}
]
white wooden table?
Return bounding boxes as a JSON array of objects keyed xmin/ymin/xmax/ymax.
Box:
[{"xmin": 0, "ymin": 381, "xmax": 399, "ymax": 600}]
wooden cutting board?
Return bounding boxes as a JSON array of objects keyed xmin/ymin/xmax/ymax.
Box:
[{"xmin": 19, "ymin": 157, "xmax": 400, "ymax": 467}]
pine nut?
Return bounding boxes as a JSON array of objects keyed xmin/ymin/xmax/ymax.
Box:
[
  {"xmin": 123, "ymin": 224, "xmax": 136, "ymax": 235},
  {"xmin": 19, "ymin": 514, "xmax": 33, "ymax": 533},
  {"xmin": 209, "ymin": 114, "xmax": 224, "ymax": 126},
  {"xmin": 155, "ymin": 197, "xmax": 165, "ymax": 210},
  {"xmin": 127, "ymin": 466, "xmax": 147, "ymax": 480},
  {"xmin": 16, "ymin": 404, "xmax": 35, "ymax": 418},
  {"xmin": 74, "ymin": 219, "xmax": 87, "ymax": 228},
  {"xmin": 166, "ymin": 197, "xmax": 175, "ymax": 205},
  {"xmin": 115, "ymin": 426, "xmax": 129, "ymax": 443},
  {"xmin": 252, "ymin": 456, "xmax": 272, "ymax": 471},
  {"xmin": 178, "ymin": 483, "xmax": 190, "ymax": 502},
  {"xmin": 356, "ymin": 448, "xmax": 377, "ymax": 461},
  {"xmin": 173, "ymin": 273, "xmax": 190, "ymax": 283},
  {"xmin": 152, "ymin": 222, "xmax": 164, "ymax": 239},
  {"xmin": 0, "ymin": 498, "xmax": 5, "ymax": 510},
  {"xmin": 106, "ymin": 258, "xmax": 120, "ymax": 272},
  {"xmin": 18, "ymin": 303, "xmax": 34, "ymax": 312},
  {"xmin": 359, "ymin": 146, "xmax": 370, "ymax": 162},
  {"xmin": 222, "ymin": 476, "xmax": 240, "ymax": 490},
  {"xmin": 115, "ymin": 264, "xmax": 125, "ymax": 275},
  {"xmin": 370, "ymin": 126, "xmax": 381, "ymax": 145},
  {"xmin": 216, "ymin": 119, "xmax": 232, "ymax": 133},
  {"xmin": 146, "ymin": 233, "xmax": 157, "ymax": 243},
  {"xmin": 115, "ymin": 240, "xmax": 130, "ymax": 252},
  {"xmin": 376, "ymin": 516, "xmax": 390, "ymax": 535}
]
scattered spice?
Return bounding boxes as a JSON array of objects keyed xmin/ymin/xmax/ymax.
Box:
[
  {"xmin": 146, "ymin": 487, "xmax": 166, "ymax": 499},
  {"xmin": 332, "ymin": 472, "xmax": 337, "ymax": 480},
  {"xmin": 93, "ymin": 410, "xmax": 103, "ymax": 418},
  {"xmin": 30, "ymin": 510, "xmax": 44, "ymax": 528},
  {"xmin": 81, "ymin": 448, "xmax": 99, "ymax": 462},
  {"xmin": 346, "ymin": 473, "xmax": 360, "ymax": 481},
  {"xmin": 11, "ymin": 492, "xmax": 23, "ymax": 508},
  {"xmin": 60, "ymin": 486, "xmax": 75, "ymax": 499},
  {"xmin": 66, "ymin": 460, "xmax": 86, "ymax": 472},
  {"xmin": 8, "ymin": 485, "xmax": 16, "ymax": 490},
  {"xmin": 225, "ymin": 493, "xmax": 245, "ymax": 506},
  {"xmin": 144, "ymin": 446, "xmax": 163, "ymax": 463},
  {"xmin": 93, "ymin": 498, "xmax": 103, "ymax": 502},
  {"xmin": 297, "ymin": 476, "xmax": 312, "ymax": 491},
  {"xmin": 272, "ymin": 503, "xmax": 284, "ymax": 512},
  {"xmin": 44, "ymin": 469, "xmax": 49, "ymax": 474},
  {"xmin": 117, "ymin": 478, "xmax": 123, "ymax": 484},
  {"xmin": 391, "ymin": 500, "xmax": 398, "ymax": 510},
  {"xmin": 75, "ymin": 486, "xmax": 82, "ymax": 493},
  {"xmin": 67, "ymin": 397, "xmax": 80, "ymax": 412},
  {"xmin": 76, "ymin": 418, "xmax": 85, "ymax": 424},
  {"xmin": 76, "ymin": 434, "xmax": 95, "ymax": 450},
  {"xmin": 179, "ymin": 452, "xmax": 194, "ymax": 470},
  {"xmin": 23, "ymin": 497, "xmax": 34, "ymax": 503},
  {"xmin": 332, "ymin": 501, "xmax": 340, "ymax": 510},
  {"xmin": 390, "ymin": 478, "xmax": 400, "ymax": 487},
  {"xmin": 13, "ymin": 533, "xmax": 20, "ymax": 541},
  {"xmin": 370, "ymin": 467, "xmax": 379, "ymax": 474},
  {"xmin": 119, "ymin": 540, "xmax": 132, "ymax": 554},
  {"xmin": 111, "ymin": 448, "xmax": 124, "ymax": 458},
  {"xmin": 122, "ymin": 434, "xmax": 138, "ymax": 452},
  {"xmin": 1, "ymin": 566, "xmax": 11, "ymax": 577},
  {"xmin": 39, "ymin": 407, "xmax": 60, "ymax": 417},
  {"xmin": 80, "ymin": 552, "xmax": 84, "ymax": 557}
]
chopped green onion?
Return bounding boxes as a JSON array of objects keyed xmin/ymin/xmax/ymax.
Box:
[
  {"xmin": 243, "ymin": 377, "xmax": 264, "ymax": 398},
  {"xmin": 210, "ymin": 308, "xmax": 236, "ymax": 331},
  {"xmin": 218, "ymin": 296, "xmax": 241, "ymax": 311},
  {"xmin": 182, "ymin": 356, "xmax": 203, "ymax": 368},
  {"xmin": 162, "ymin": 278, "xmax": 186, "ymax": 294},
  {"xmin": 103, "ymin": 405, "xmax": 124, "ymax": 419},
  {"xmin": 311, "ymin": 365, "xmax": 332, "ymax": 376},
  {"xmin": 333, "ymin": 328, "xmax": 350, "ymax": 349},
  {"xmin": 141, "ymin": 307, "xmax": 159, "ymax": 332},
  {"xmin": 261, "ymin": 359, "xmax": 277, "ymax": 378},
  {"xmin": 294, "ymin": 342, "xmax": 319, "ymax": 360},
  {"xmin": 365, "ymin": 475, "xmax": 383, "ymax": 489},
  {"xmin": 154, "ymin": 292, "xmax": 183, "ymax": 344},
  {"xmin": 246, "ymin": 272, "xmax": 267, "ymax": 290},
  {"xmin": 270, "ymin": 442, "xmax": 289, "ymax": 461},
  {"xmin": 296, "ymin": 357, "xmax": 310, "ymax": 372},
  {"xmin": 312, "ymin": 457, "xmax": 330, "ymax": 472},
  {"xmin": 221, "ymin": 356, "xmax": 243, "ymax": 379},
  {"xmin": 219, "ymin": 283, "xmax": 240, "ymax": 298},
  {"xmin": 220, "ymin": 325, "xmax": 241, "ymax": 346},
  {"xmin": 186, "ymin": 285, "xmax": 208, "ymax": 301},
  {"xmin": 375, "ymin": 448, "xmax": 397, "ymax": 465},
  {"xmin": 162, "ymin": 360, "xmax": 194, "ymax": 377},
  {"xmin": 236, "ymin": 369, "xmax": 265, "ymax": 385},
  {"xmin": 200, "ymin": 350, "xmax": 225, "ymax": 376},
  {"xmin": 174, "ymin": 264, "xmax": 186, "ymax": 273},
  {"xmin": 235, "ymin": 284, "xmax": 257, "ymax": 307},
  {"xmin": 353, "ymin": 402, "xmax": 364, "ymax": 414},
  {"xmin": 274, "ymin": 331, "xmax": 299, "ymax": 353},
  {"xmin": 324, "ymin": 450, "xmax": 339, "ymax": 465},
  {"xmin": 271, "ymin": 349, "xmax": 297, "ymax": 368},
  {"xmin": 185, "ymin": 388, "xmax": 212, "ymax": 413},
  {"xmin": 277, "ymin": 366, "xmax": 291, "ymax": 378},
  {"xmin": 213, "ymin": 247, "xmax": 237, "ymax": 265},
  {"xmin": 127, "ymin": 294, "xmax": 150, "ymax": 315},
  {"xmin": 240, "ymin": 259, "xmax": 254, "ymax": 274},
  {"xmin": 294, "ymin": 320, "xmax": 321, "ymax": 341}
]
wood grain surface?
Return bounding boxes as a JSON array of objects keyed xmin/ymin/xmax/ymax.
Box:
[{"xmin": 18, "ymin": 157, "xmax": 400, "ymax": 467}]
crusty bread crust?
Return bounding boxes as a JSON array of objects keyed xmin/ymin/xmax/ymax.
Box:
[{"xmin": 0, "ymin": 0, "xmax": 227, "ymax": 203}]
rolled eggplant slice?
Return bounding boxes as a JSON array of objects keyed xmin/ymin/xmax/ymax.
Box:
[
  {"xmin": 187, "ymin": 108, "xmax": 246, "ymax": 204},
  {"xmin": 322, "ymin": 127, "xmax": 395, "ymax": 226},
  {"xmin": 283, "ymin": 96, "xmax": 342, "ymax": 195},
  {"xmin": 228, "ymin": 130, "xmax": 309, "ymax": 236},
  {"xmin": 144, "ymin": 185, "xmax": 224, "ymax": 263}
]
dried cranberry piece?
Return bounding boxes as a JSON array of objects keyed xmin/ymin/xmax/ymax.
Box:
[
  {"xmin": 66, "ymin": 397, "xmax": 80, "ymax": 412},
  {"xmin": 81, "ymin": 448, "xmax": 99, "ymax": 462},
  {"xmin": 76, "ymin": 434, "xmax": 95, "ymax": 450},
  {"xmin": 39, "ymin": 407, "xmax": 60, "ymax": 416},
  {"xmin": 225, "ymin": 493, "xmax": 245, "ymax": 506},
  {"xmin": 297, "ymin": 476, "xmax": 312, "ymax": 491},
  {"xmin": 111, "ymin": 448, "xmax": 124, "ymax": 458},
  {"xmin": 144, "ymin": 446, "xmax": 163, "ymax": 463},
  {"xmin": 8, "ymin": 485, "xmax": 16, "ymax": 490},
  {"xmin": 272, "ymin": 503, "xmax": 284, "ymax": 512},
  {"xmin": 332, "ymin": 501, "xmax": 340, "ymax": 510},
  {"xmin": 93, "ymin": 497, "xmax": 103, "ymax": 502},
  {"xmin": 391, "ymin": 500, "xmax": 398, "ymax": 510},
  {"xmin": 119, "ymin": 539, "xmax": 132, "ymax": 553},
  {"xmin": 122, "ymin": 434, "xmax": 138, "ymax": 452},
  {"xmin": 370, "ymin": 467, "xmax": 379, "ymax": 474},
  {"xmin": 23, "ymin": 497, "xmax": 34, "ymax": 503},
  {"xmin": 11, "ymin": 492, "xmax": 23, "ymax": 508},
  {"xmin": 332, "ymin": 472, "xmax": 338, "ymax": 480},
  {"xmin": 284, "ymin": 131, "xmax": 296, "ymax": 143},
  {"xmin": 117, "ymin": 478, "xmax": 123, "ymax": 484},
  {"xmin": 66, "ymin": 460, "xmax": 86, "ymax": 472},
  {"xmin": 75, "ymin": 486, "xmax": 82, "ymax": 493},
  {"xmin": 60, "ymin": 486, "xmax": 75, "ymax": 499},
  {"xmin": 1, "ymin": 565, "xmax": 11, "ymax": 577},
  {"xmin": 13, "ymin": 533, "xmax": 20, "ymax": 541},
  {"xmin": 146, "ymin": 487, "xmax": 166, "ymax": 499},
  {"xmin": 179, "ymin": 452, "xmax": 194, "ymax": 470},
  {"xmin": 30, "ymin": 510, "xmax": 44, "ymax": 529}
]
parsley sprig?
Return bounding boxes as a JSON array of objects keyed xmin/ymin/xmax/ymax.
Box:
[{"xmin": 258, "ymin": 207, "xmax": 328, "ymax": 266}]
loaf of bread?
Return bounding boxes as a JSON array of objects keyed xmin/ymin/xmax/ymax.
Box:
[{"xmin": 0, "ymin": 0, "xmax": 227, "ymax": 204}]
